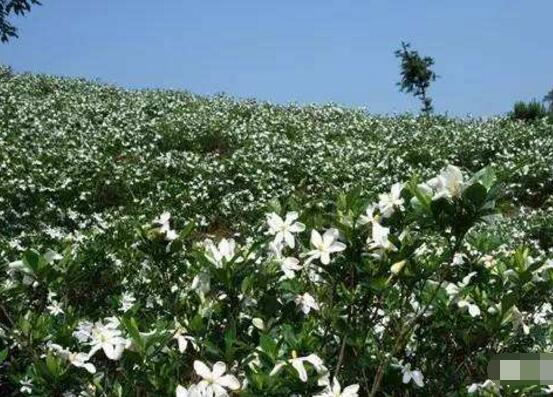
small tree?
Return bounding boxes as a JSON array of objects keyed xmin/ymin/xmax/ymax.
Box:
[
  {"xmin": 0, "ymin": 0, "xmax": 41, "ymax": 43},
  {"xmin": 511, "ymin": 100, "xmax": 548, "ymax": 122},
  {"xmin": 395, "ymin": 42, "xmax": 438, "ymax": 115},
  {"xmin": 544, "ymin": 89, "xmax": 553, "ymax": 113}
]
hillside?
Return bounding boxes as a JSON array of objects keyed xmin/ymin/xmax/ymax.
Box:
[{"xmin": 1, "ymin": 68, "xmax": 552, "ymax": 241}]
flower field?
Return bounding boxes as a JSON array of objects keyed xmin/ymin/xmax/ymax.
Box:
[{"xmin": 1, "ymin": 67, "xmax": 553, "ymax": 396}]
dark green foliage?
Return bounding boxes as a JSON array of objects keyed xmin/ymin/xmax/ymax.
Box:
[
  {"xmin": 395, "ymin": 42, "xmax": 438, "ymax": 115},
  {"xmin": 544, "ymin": 89, "xmax": 553, "ymax": 113},
  {"xmin": 511, "ymin": 100, "xmax": 548, "ymax": 122},
  {"xmin": 0, "ymin": 0, "xmax": 41, "ymax": 42}
]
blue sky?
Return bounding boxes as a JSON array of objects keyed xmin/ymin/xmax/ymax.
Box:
[{"xmin": 1, "ymin": 1, "xmax": 552, "ymax": 116}]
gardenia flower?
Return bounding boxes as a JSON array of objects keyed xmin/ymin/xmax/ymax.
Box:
[
  {"xmin": 191, "ymin": 271, "xmax": 211, "ymax": 295},
  {"xmin": 173, "ymin": 322, "xmax": 198, "ymax": 353},
  {"xmin": 176, "ymin": 384, "xmax": 208, "ymax": 397},
  {"xmin": 295, "ymin": 292, "xmax": 319, "ymax": 314},
  {"xmin": 153, "ymin": 211, "xmax": 178, "ymax": 241},
  {"xmin": 378, "ymin": 182, "xmax": 404, "ymax": 218},
  {"xmin": 425, "ymin": 165, "xmax": 465, "ymax": 200},
  {"xmin": 367, "ymin": 221, "xmax": 396, "ymax": 255},
  {"xmin": 46, "ymin": 300, "xmax": 64, "ymax": 316},
  {"xmin": 533, "ymin": 303, "xmax": 552, "ymax": 325},
  {"xmin": 270, "ymin": 353, "xmax": 326, "ymax": 383},
  {"xmin": 358, "ymin": 203, "xmax": 377, "ymax": 225},
  {"xmin": 193, "ymin": 360, "xmax": 240, "ymax": 397},
  {"xmin": 19, "ymin": 377, "xmax": 33, "ymax": 394},
  {"xmin": 444, "ymin": 272, "xmax": 477, "ymax": 298},
  {"xmin": 270, "ymin": 241, "xmax": 302, "ymax": 279},
  {"xmin": 279, "ymin": 257, "xmax": 302, "ymax": 279},
  {"xmin": 305, "ymin": 229, "xmax": 346, "ymax": 265},
  {"xmin": 119, "ymin": 292, "xmax": 136, "ymax": 312},
  {"xmin": 467, "ymin": 379, "xmax": 497, "ymax": 394},
  {"xmin": 73, "ymin": 318, "xmax": 129, "ymax": 360},
  {"xmin": 457, "ymin": 299, "xmax": 481, "ymax": 317},
  {"xmin": 49, "ymin": 343, "xmax": 96, "ymax": 374},
  {"xmin": 400, "ymin": 363, "xmax": 424, "ymax": 387},
  {"xmin": 266, "ymin": 211, "xmax": 305, "ymax": 249},
  {"xmin": 7, "ymin": 259, "xmax": 35, "ymax": 286},
  {"xmin": 314, "ymin": 377, "xmax": 360, "ymax": 397},
  {"xmin": 205, "ymin": 238, "xmax": 236, "ymax": 268},
  {"xmin": 511, "ymin": 306, "xmax": 530, "ymax": 335}
]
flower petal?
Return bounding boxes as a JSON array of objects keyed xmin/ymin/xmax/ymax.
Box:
[
  {"xmin": 217, "ymin": 375, "xmax": 240, "ymax": 390},
  {"xmin": 291, "ymin": 359, "xmax": 308, "ymax": 382},
  {"xmin": 212, "ymin": 361, "xmax": 227, "ymax": 378},
  {"xmin": 194, "ymin": 360, "xmax": 212, "ymax": 379}
]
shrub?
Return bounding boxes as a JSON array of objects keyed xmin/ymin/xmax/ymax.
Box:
[
  {"xmin": 2, "ymin": 166, "xmax": 553, "ymax": 396},
  {"xmin": 511, "ymin": 100, "xmax": 548, "ymax": 122}
]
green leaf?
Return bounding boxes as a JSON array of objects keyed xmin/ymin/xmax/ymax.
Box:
[
  {"xmin": 369, "ymin": 276, "xmax": 388, "ymax": 292},
  {"xmin": 470, "ymin": 167, "xmax": 497, "ymax": 190},
  {"xmin": 501, "ymin": 292, "xmax": 517, "ymax": 313},
  {"xmin": 267, "ymin": 199, "xmax": 282, "ymax": 214},
  {"xmin": 188, "ymin": 314, "xmax": 204, "ymax": 332},
  {"xmin": 0, "ymin": 348, "xmax": 7, "ymax": 364},
  {"xmin": 45, "ymin": 352, "xmax": 61, "ymax": 378},
  {"xmin": 463, "ymin": 182, "xmax": 487, "ymax": 208},
  {"xmin": 260, "ymin": 334, "xmax": 277, "ymax": 357},
  {"xmin": 180, "ymin": 221, "xmax": 195, "ymax": 240},
  {"xmin": 122, "ymin": 317, "xmax": 145, "ymax": 354},
  {"xmin": 430, "ymin": 196, "xmax": 455, "ymax": 225},
  {"xmin": 22, "ymin": 249, "xmax": 41, "ymax": 273},
  {"xmin": 408, "ymin": 179, "xmax": 432, "ymax": 211}
]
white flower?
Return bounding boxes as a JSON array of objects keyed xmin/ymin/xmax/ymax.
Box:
[
  {"xmin": 512, "ymin": 306, "xmax": 530, "ymax": 335},
  {"xmin": 445, "ymin": 271, "xmax": 477, "ymax": 298},
  {"xmin": 191, "ymin": 271, "xmax": 211, "ymax": 295},
  {"xmin": 44, "ymin": 249, "xmax": 63, "ymax": 263},
  {"xmin": 426, "ymin": 165, "xmax": 465, "ymax": 200},
  {"xmin": 367, "ymin": 221, "xmax": 396, "ymax": 254},
  {"xmin": 252, "ymin": 317, "xmax": 265, "ymax": 330},
  {"xmin": 378, "ymin": 182, "xmax": 404, "ymax": 218},
  {"xmin": 270, "ymin": 353, "xmax": 326, "ymax": 383},
  {"xmin": 269, "ymin": 240, "xmax": 303, "ymax": 279},
  {"xmin": 73, "ymin": 321, "xmax": 94, "ymax": 343},
  {"xmin": 467, "ymin": 379, "xmax": 497, "ymax": 394},
  {"xmin": 173, "ymin": 323, "xmax": 198, "ymax": 353},
  {"xmin": 444, "ymin": 283, "xmax": 460, "ymax": 297},
  {"xmin": 280, "ymin": 257, "xmax": 302, "ymax": 279},
  {"xmin": 266, "ymin": 211, "xmax": 306, "ymax": 249},
  {"xmin": 390, "ymin": 260, "xmax": 406, "ymax": 275},
  {"xmin": 46, "ymin": 300, "xmax": 64, "ymax": 316},
  {"xmin": 19, "ymin": 377, "xmax": 33, "ymax": 394},
  {"xmin": 400, "ymin": 363, "xmax": 424, "ymax": 387},
  {"xmin": 457, "ymin": 299, "xmax": 481, "ymax": 317},
  {"xmin": 176, "ymin": 385, "xmax": 188, "ymax": 397},
  {"xmin": 205, "ymin": 238, "xmax": 236, "ymax": 268},
  {"xmin": 119, "ymin": 292, "xmax": 136, "ymax": 312},
  {"xmin": 7, "ymin": 259, "xmax": 34, "ymax": 285},
  {"xmin": 176, "ymin": 384, "xmax": 208, "ymax": 397},
  {"xmin": 452, "ymin": 253, "xmax": 465, "ymax": 266},
  {"xmin": 75, "ymin": 318, "xmax": 129, "ymax": 361},
  {"xmin": 314, "ymin": 377, "xmax": 360, "ymax": 397},
  {"xmin": 49, "ymin": 343, "xmax": 96, "ymax": 374},
  {"xmin": 295, "ymin": 292, "xmax": 319, "ymax": 314},
  {"xmin": 153, "ymin": 211, "xmax": 178, "ymax": 241},
  {"xmin": 153, "ymin": 211, "xmax": 171, "ymax": 226},
  {"xmin": 358, "ymin": 203, "xmax": 377, "ymax": 225},
  {"xmin": 534, "ymin": 303, "xmax": 552, "ymax": 325},
  {"xmin": 193, "ymin": 360, "xmax": 240, "ymax": 397},
  {"xmin": 305, "ymin": 229, "xmax": 346, "ymax": 265}
]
